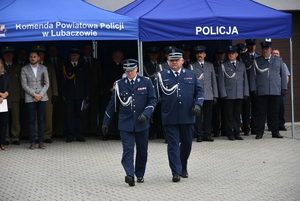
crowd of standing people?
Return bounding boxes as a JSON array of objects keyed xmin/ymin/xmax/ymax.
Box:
[{"xmin": 0, "ymin": 39, "xmax": 289, "ymax": 186}]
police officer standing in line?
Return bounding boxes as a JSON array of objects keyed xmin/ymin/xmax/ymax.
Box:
[
  {"xmin": 158, "ymin": 46, "xmax": 176, "ymax": 72},
  {"xmin": 143, "ymin": 46, "xmax": 163, "ymax": 139},
  {"xmin": 60, "ymin": 47, "xmax": 90, "ymax": 143},
  {"xmin": 189, "ymin": 46, "xmax": 218, "ymax": 142},
  {"xmin": 2, "ymin": 46, "xmax": 22, "ymax": 145},
  {"xmin": 180, "ymin": 44, "xmax": 192, "ymax": 69},
  {"xmin": 218, "ymin": 46, "xmax": 249, "ymax": 141},
  {"xmin": 155, "ymin": 49, "xmax": 204, "ymax": 182},
  {"xmin": 239, "ymin": 39, "xmax": 261, "ymax": 135},
  {"xmin": 212, "ymin": 47, "xmax": 226, "ymax": 137},
  {"xmin": 46, "ymin": 45, "xmax": 66, "ymax": 138},
  {"xmin": 249, "ymin": 41, "xmax": 287, "ymax": 139},
  {"xmin": 80, "ymin": 44, "xmax": 102, "ymax": 136},
  {"xmin": 33, "ymin": 45, "xmax": 58, "ymax": 143},
  {"xmin": 102, "ymin": 59, "xmax": 156, "ymax": 187}
]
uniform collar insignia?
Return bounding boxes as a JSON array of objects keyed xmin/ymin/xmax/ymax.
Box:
[
  {"xmin": 167, "ymin": 70, "xmax": 170, "ymax": 74},
  {"xmin": 125, "ymin": 79, "xmax": 128, "ymax": 84},
  {"xmin": 137, "ymin": 77, "xmax": 140, "ymax": 82}
]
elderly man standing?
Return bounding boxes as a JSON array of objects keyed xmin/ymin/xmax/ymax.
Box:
[
  {"xmin": 155, "ymin": 49, "xmax": 204, "ymax": 182},
  {"xmin": 249, "ymin": 41, "xmax": 287, "ymax": 139},
  {"xmin": 102, "ymin": 59, "xmax": 156, "ymax": 187}
]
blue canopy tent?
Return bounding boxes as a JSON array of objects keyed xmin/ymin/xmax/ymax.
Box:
[
  {"xmin": 116, "ymin": 0, "xmax": 295, "ymax": 138},
  {"xmin": 0, "ymin": 0, "xmax": 138, "ymax": 42}
]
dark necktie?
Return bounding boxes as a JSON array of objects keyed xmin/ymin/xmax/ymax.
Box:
[
  {"xmin": 86, "ymin": 58, "xmax": 91, "ymax": 69},
  {"xmin": 52, "ymin": 58, "xmax": 57, "ymax": 68},
  {"xmin": 131, "ymin": 80, "xmax": 135, "ymax": 86},
  {"xmin": 73, "ymin": 63, "xmax": 76, "ymax": 68},
  {"xmin": 251, "ymin": 55, "xmax": 254, "ymax": 60},
  {"xmin": 175, "ymin": 72, "xmax": 179, "ymax": 81},
  {"xmin": 8, "ymin": 64, "xmax": 11, "ymax": 68},
  {"xmin": 201, "ymin": 63, "xmax": 204, "ymax": 68},
  {"xmin": 265, "ymin": 58, "xmax": 269, "ymax": 62},
  {"xmin": 154, "ymin": 63, "xmax": 157, "ymax": 69},
  {"xmin": 232, "ymin": 62, "xmax": 236, "ymax": 67}
]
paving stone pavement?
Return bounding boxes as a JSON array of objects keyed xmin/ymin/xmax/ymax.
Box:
[{"xmin": 1, "ymin": 122, "xmax": 300, "ymax": 201}]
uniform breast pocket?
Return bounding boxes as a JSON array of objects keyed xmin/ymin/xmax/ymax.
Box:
[
  {"xmin": 184, "ymin": 79, "xmax": 195, "ymax": 84},
  {"xmin": 136, "ymin": 89, "xmax": 148, "ymax": 95}
]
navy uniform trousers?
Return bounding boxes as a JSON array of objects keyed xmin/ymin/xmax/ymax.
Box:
[
  {"xmin": 120, "ymin": 130, "xmax": 148, "ymax": 177},
  {"xmin": 164, "ymin": 124, "xmax": 194, "ymax": 175}
]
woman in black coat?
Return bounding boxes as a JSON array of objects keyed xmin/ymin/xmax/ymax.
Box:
[{"xmin": 0, "ymin": 58, "xmax": 12, "ymax": 151}]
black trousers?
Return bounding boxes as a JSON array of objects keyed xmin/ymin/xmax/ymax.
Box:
[
  {"xmin": 242, "ymin": 97, "xmax": 251, "ymax": 133},
  {"xmin": 195, "ymin": 100, "xmax": 213, "ymax": 137},
  {"xmin": 223, "ymin": 99, "xmax": 243, "ymax": 137},
  {"xmin": 0, "ymin": 112, "xmax": 8, "ymax": 145},
  {"xmin": 256, "ymin": 95, "xmax": 280, "ymax": 135},
  {"xmin": 65, "ymin": 99, "xmax": 83, "ymax": 139}
]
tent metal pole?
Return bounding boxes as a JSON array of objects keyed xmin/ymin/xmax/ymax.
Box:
[
  {"xmin": 289, "ymin": 38, "xmax": 294, "ymax": 139},
  {"xmin": 93, "ymin": 40, "xmax": 98, "ymax": 59},
  {"xmin": 138, "ymin": 40, "xmax": 143, "ymax": 75}
]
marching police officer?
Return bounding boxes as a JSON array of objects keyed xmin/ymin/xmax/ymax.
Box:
[
  {"xmin": 102, "ymin": 59, "xmax": 156, "ymax": 187},
  {"xmin": 189, "ymin": 45, "xmax": 218, "ymax": 142},
  {"xmin": 218, "ymin": 46, "xmax": 249, "ymax": 141},
  {"xmin": 155, "ymin": 49, "xmax": 204, "ymax": 182},
  {"xmin": 249, "ymin": 41, "xmax": 287, "ymax": 139}
]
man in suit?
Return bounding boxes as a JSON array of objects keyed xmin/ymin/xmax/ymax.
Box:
[
  {"xmin": 155, "ymin": 48, "xmax": 204, "ymax": 182},
  {"xmin": 212, "ymin": 47, "xmax": 226, "ymax": 137},
  {"xmin": 143, "ymin": 46, "xmax": 163, "ymax": 140},
  {"xmin": 33, "ymin": 45, "xmax": 58, "ymax": 143},
  {"xmin": 100, "ymin": 49, "xmax": 124, "ymax": 140},
  {"xmin": 102, "ymin": 59, "xmax": 156, "ymax": 187},
  {"xmin": 189, "ymin": 45, "xmax": 218, "ymax": 142},
  {"xmin": 45, "ymin": 45, "xmax": 65, "ymax": 138},
  {"xmin": 80, "ymin": 44, "xmax": 102, "ymax": 136},
  {"xmin": 239, "ymin": 39, "xmax": 261, "ymax": 135},
  {"xmin": 249, "ymin": 41, "xmax": 287, "ymax": 139},
  {"xmin": 60, "ymin": 47, "xmax": 90, "ymax": 143},
  {"xmin": 218, "ymin": 46, "xmax": 249, "ymax": 141},
  {"xmin": 2, "ymin": 46, "xmax": 22, "ymax": 145},
  {"xmin": 21, "ymin": 51, "xmax": 49, "ymax": 150}
]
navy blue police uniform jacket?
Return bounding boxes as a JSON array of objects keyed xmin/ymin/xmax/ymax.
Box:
[
  {"xmin": 155, "ymin": 68, "xmax": 204, "ymax": 125},
  {"xmin": 103, "ymin": 75, "xmax": 157, "ymax": 132}
]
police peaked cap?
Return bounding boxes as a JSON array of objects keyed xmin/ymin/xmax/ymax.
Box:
[
  {"xmin": 168, "ymin": 48, "xmax": 184, "ymax": 60},
  {"xmin": 193, "ymin": 45, "xmax": 206, "ymax": 53},
  {"xmin": 122, "ymin": 59, "xmax": 138, "ymax": 71},
  {"xmin": 245, "ymin": 39, "xmax": 256, "ymax": 45},
  {"xmin": 1, "ymin": 46, "xmax": 15, "ymax": 54}
]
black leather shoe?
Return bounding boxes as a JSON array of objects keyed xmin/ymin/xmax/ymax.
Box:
[
  {"xmin": 214, "ymin": 132, "xmax": 220, "ymax": 137},
  {"xmin": 227, "ymin": 135, "xmax": 235, "ymax": 141},
  {"xmin": 44, "ymin": 139, "xmax": 52, "ymax": 143},
  {"xmin": 66, "ymin": 137, "xmax": 73, "ymax": 142},
  {"xmin": 12, "ymin": 141, "xmax": 20, "ymax": 145},
  {"xmin": 196, "ymin": 136, "xmax": 203, "ymax": 142},
  {"xmin": 244, "ymin": 132, "xmax": 250, "ymax": 136},
  {"xmin": 272, "ymin": 133, "xmax": 283, "ymax": 138},
  {"xmin": 137, "ymin": 177, "xmax": 144, "ymax": 183},
  {"xmin": 278, "ymin": 127, "xmax": 287, "ymax": 131},
  {"xmin": 76, "ymin": 137, "xmax": 86, "ymax": 142},
  {"xmin": 172, "ymin": 174, "xmax": 180, "ymax": 182},
  {"xmin": 255, "ymin": 134, "xmax": 263, "ymax": 139},
  {"xmin": 125, "ymin": 175, "xmax": 135, "ymax": 186},
  {"xmin": 102, "ymin": 135, "xmax": 109, "ymax": 141},
  {"xmin": 234, "ymin": 135, "xmax": 244, "ymax": 140},
  {"xmin": 203, "ymin": 136, "xmax": 214, "ymax": 142},
  {"xmin": 181, "ymin": 170, "xmax": 188, "ymax": 178},
  {"xmin": 4, "ymin": 141, "xmax": 9, "ymax": 145},
  {"xmin": 251, "ymin": 130, "xmax": 257, "ymax": 135}
]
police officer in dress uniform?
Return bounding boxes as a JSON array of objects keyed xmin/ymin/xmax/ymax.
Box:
[
  {"xmin": 143, "ymin": 46, "xmax": 163, "ymax": 139},
  {"xmin": 212, "ymin": 47, "xmax": 226, "ymax": 137},
  {"xmin": 45, "ymin": 45, "xmax": 66, "ymax": 138},
  {"xmin": 158, "ymin": 46, "xmax": 177, "ymax": 72},
  {"xmin": 189, "ymin": 46, "xmax": 218, "ymax": 142},
  {"xmin": 154, "ymin": 49, "xmax": 204, "ymax": 182},
  {"xmin": 80, "ymin": 44, "xmax": 102, "ymax": 136},
  {"xmin": 249, "ymin": 41, "xmax": 287, "ymax": 139},
  {"xmin": 239, "ymin": 39, "xmax": 261, "ymax": 135},
  {"xmin": 1, "ymin": 46, "xmax": 22, "ymax": 145},
  {"xmin": 218, "ymin": 46, "xmax": 249, "ymax": 141},
  {"xmin": 102, "ymin": 59, "xmax": 156, "ymax": 187},
  {"xmin": 33, "ymin": 45, "xmax": 58, "ymax": 143},
  {"xmin": 180, "ymin": 44, "xmax": 192, "ymax": 69},
  {"xmin": 60, "ymin": 47, "xmax": 90, "ymax": 142}
]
